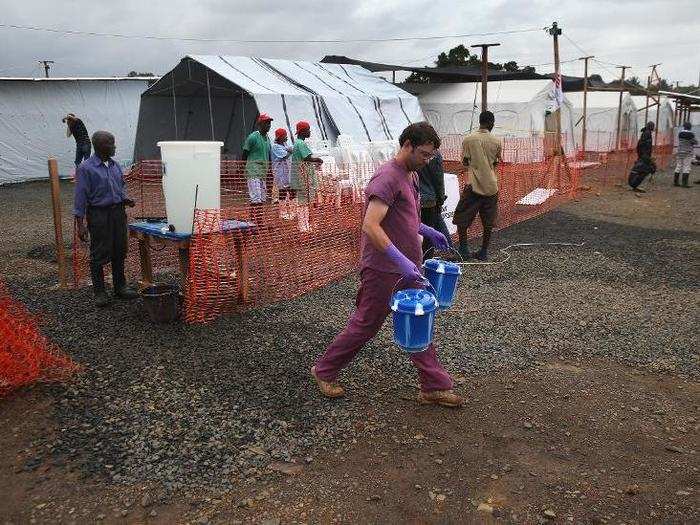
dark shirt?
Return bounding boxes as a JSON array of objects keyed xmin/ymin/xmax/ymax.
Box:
[
  {"xmin": 636, "ymin": 127, "xmax": 653, "ymax": 159},
  {"xmin": 418, "ymin": 152, "xmax": 445, "ymax": 208},
  {"xmin": 69, "ymin": 119, "xmax": 91, "ymax": 145},
  {"xmin": 678, "ymin": 130, "xmax": 697, "ymax": 156},
  {"xmin": 73, "ymin": 155, "xmax": 128, "ymax": 218}
]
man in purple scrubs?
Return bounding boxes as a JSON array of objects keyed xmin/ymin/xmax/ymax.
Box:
[
  {"xmin": 312, "ymin": 122, "xmax": 463, "ymax": 408},
  {"xmin": 74, "ymin": 131, "xmax": 138, "ymax": 307}
]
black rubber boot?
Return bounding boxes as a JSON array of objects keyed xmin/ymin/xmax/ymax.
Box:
[
  {"xmin": 682, "ymin": 174, "xmax": 690, "ymax": 188},
  {"xmin": 673, "ymin": 173, "xmax": 680, "ymax": 186}
]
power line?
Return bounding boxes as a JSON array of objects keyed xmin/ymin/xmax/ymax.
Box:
[{"xmin": 0, "ymin": 23, "xmax": 543, "ymax": 44}]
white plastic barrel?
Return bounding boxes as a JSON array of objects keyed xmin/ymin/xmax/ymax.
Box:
[{"xmin": 157, "ymin": 141, "xmax": 223, "ymax": 234}]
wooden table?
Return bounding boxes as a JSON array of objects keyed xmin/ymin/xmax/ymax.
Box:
[{"xmin": 128, "ymin": 219, "xmax": 255, "ymax": 304}]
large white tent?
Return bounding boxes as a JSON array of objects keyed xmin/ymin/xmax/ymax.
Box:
[
  {"xmin": 403, "ymin": 79, "xmax": 577, "ymax": 159},
  {"xmin": 134, "ymin": 56, "xmax": 424, "ymax": 160},
  {"xmin": 0, "ymin": 77, "xmax": 152, "ymax": 184},
  {"xmin": 568, "ymin": 91, "xmax": 639, "ymax": 152},
  {"xmin": 630, "ymin": 95, "xmax": 674, "ymax": 143}
]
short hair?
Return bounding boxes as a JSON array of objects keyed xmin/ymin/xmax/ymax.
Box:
[
  {"xmin": 479, "ymin": 111, "xmax": 495, "ymax": 127},
  {"xmin": 91, "ymin": 130, "xmax": 114, "ymax": 147},
  {"xmin": 398, "ymin": 122, "xmax": 441, "ymax": 149}
]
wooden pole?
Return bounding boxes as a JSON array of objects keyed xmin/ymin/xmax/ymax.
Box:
[
  {"xmin": 615, "ymin": 65, "xmax": 630, "ymax": 149},
  {"xmin": 579, "ymin": 55, "xmax": 594, "ymax": 155},
  {"xmin": 644, "ymin": 75, "xmax": 651, "ymax": 126},
  {"xmin": 649, "ymin": 64, "xmax": 662, "ymax": 145},
  {"xmin": 48, "ymin": 158, "xmax": 68, "ymax": 289},
  {"xmin": 549, "ymin": 22, "xmax": 563, "ymax": 155},
  {"xmin": 470, "ymin": 43, "xmax": 501, "ymax": 112}
]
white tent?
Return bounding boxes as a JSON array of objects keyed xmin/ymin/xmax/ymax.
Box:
[
  {"xmin": 405, "ymin": 80, "xmax": 577, "ymax": 157},
  {"xmin": 0, "ymin": 77, "xmax": 152, "ymax": 184},
  {"xmin": 567, "ymin": 91, "xmax": 639, "ymax": 151},
  {"xmin": 631, "ymin": 95, "xmax": 674, "ymax": 144},
  {"xmin": 134, "ymin": 56, "xmax": 424, "ymax": 160}
]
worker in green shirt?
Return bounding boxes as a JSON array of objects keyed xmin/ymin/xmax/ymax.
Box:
[
  {"xmin": 290, "ymin": 121, "xmax": 323, "ymax": 231},
  {"xmin": 291, "ymin": 121, "xmax": 323, "ymax": 203},
  {"xmin": 242, "ymin": 113, "xmax": 273, "ymax": 204}
]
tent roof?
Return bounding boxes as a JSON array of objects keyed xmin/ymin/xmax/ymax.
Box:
[
  {"xmin": 320, "ymin": 55, "xmax": 548, "ymax": 82},
  {"xmin": 566, "ymin": 91, "xmax": 635, "ymax": 109},
  {"xmin": 406, "ymin": 80, "xmax": 552, "ymax": 104}
]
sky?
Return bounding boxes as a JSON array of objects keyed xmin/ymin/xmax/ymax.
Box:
[{"xmin": 1, "ymin": 0, "xmax": 699, "ymax": 86}]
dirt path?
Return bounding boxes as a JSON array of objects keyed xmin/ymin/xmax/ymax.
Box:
[{"xmin": 2, "ymin": 359, "xmax": 697, "ymax": 524}]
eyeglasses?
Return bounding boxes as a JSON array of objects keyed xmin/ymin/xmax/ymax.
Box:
[{"xmin": 413, "ymin": 147, "xmax": 436, "ymax": 161}]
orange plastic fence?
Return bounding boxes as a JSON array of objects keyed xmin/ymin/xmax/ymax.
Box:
[
  {"xmin": 69, "ymin": 131, "xmax": 674, "ymax": 324},
  {"xmin": 0, "ymin": 280, "xmax": 80, "ymax": 397}
]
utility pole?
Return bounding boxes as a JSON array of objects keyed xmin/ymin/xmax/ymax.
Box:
[
  {"xmin": 578, "ymin": 55, "xmax": 594, "ymax": 155},
  {"xmin": 470, "ymin": 42, "xmax": 500, "ymax": 112},
  {"xmin": 547, "ymin": 22, "xmax": 563, "ymax": 155},
  {"xmin": 648, "ymin": 64, "xmax": 662, "ymax": 145},
  {"xmin": 615, "ymin": 65, "xmax": 630, "ymax": 150},
  {"xmin": 38, "ymin": 60, "xmax": 54, "ymax": 78}
]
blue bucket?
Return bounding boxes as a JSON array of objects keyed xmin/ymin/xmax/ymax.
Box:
[
  {"xmin": 423, "ymin": 258, "xmax": 462, "ymax": 309},
  {"xmin": 390, "ymin": 288, "xmax": 438, "ymax": 353}
]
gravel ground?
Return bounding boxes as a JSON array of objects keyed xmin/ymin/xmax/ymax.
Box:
[{"xmin": 2, "ymin": 172, "xmax": 699, "ymax": 500}]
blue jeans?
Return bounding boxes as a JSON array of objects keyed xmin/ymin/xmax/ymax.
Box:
[{"xmin": 75, "ymin": 142, "xmax": 91, "ymax": 167}]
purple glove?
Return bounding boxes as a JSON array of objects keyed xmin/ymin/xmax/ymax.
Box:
[
  {"xmin": 419, "ymin": 223, "xmax": 450, "ymax": 251},
  {"xmin": 385, "ymin": 243, "xmax": 422, "ymax": 283}
]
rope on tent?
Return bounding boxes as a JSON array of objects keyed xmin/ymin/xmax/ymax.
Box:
[
  {"xmin": 206, "ymin": 69, "xmax": 215, "ymax": 140},
  {"xmin": 171, "ymin": 72, "xmax": 178, "ymax": 139}
]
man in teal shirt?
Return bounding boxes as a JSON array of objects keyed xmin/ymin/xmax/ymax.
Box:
[
  {"xmin": 242, "ymin": 113, "xmax": 273, "ymax": 203},
  {"xmin": 290, "ymin": 121, "xmax": 323, "ymax": 204}
]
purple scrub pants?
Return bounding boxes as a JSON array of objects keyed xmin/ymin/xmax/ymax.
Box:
[{"xmin": 314, "ymin": 267, "xmax": 453, "ymax": 392}]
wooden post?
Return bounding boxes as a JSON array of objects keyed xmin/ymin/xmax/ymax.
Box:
[
  {"xmin": 615, "ymin": 65, "xmax": 630, "ymax": 149},
  {"xmin": 649, "ymin": 64, "xmax": 662, "ymax": 145},
  {"xmin": 579, "ymin": 55, "xmax": 595, "ymax": 155},
  {"xmin": 644, "ymin": 75, "xmax": 651, "ymax": 126},
  {"xmin": 48, "ymin": 158, "xmax": 68, "ymax": 289},
  {"xmin": 548, "ymin": 22, "xmax": 563, "ymax": 156},
  {"xmin": 470, "ymin": 43, "xmax": 501, "ymax": 112}
]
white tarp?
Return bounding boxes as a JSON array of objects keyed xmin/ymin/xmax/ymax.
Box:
[
  {"xmin": 0, "ymin": 78, "xmax": 150, "ymax": 183},
  {"xmin": 410, "ymin": 80, "xmax": 577, "ymax": 159},
  {"xmin": 568, "ymin": 91, "xmax": 639, "ymax": 151},
  {"xmin": 179, "ymin": 55, "xmax": 423, "ymax": 143},
  {"xmin": 442, "ymin": 172, "xmax": 461, "ymax": 235},
  {"xmin": 631, "ymin": 95, "xmax": 674, "ymax": 144}
]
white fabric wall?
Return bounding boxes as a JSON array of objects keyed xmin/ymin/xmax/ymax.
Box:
[
  {"xmin": 568, "ymin": 92, "xmax": 639, "ymax": 151},
  {"xmin": 631, "ymin": 96, "xmax": 675, "ymax": 143},
  {"xmin": 0, "ymin": 79, "xmax": 149, "ymax": 183}
]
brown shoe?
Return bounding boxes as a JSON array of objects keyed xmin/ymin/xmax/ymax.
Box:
[
  {"xmin": 418, "ymin": 389, "xmax": 464, "ymax": 408},
  {"xmin": 311, "ymin": 366, "xmax": 345, "ymax": 398}
]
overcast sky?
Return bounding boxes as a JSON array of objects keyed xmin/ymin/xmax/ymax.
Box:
[{"xmin": 1, "ymin": 0, "xmax": 698, "ymax": 85}]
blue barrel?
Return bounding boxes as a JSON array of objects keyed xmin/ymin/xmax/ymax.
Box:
[
  {"xmin": 390, "ymin": 288, "xmax": 438, "ymax": 353},
  {"xmin": 423, "ymin": 258, "xmax": 462, "ymax": 309}
]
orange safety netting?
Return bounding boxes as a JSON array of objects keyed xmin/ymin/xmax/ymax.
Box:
[
  {"xmin": 0, "ymin": 280, "xmax": 80, "ymax": 397},
  {"xmin": 69, "ymin": 131, "xmax": 674, "ymax": 324}
]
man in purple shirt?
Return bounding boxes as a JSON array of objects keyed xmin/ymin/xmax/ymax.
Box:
[
  {"xmin": 74, "ymin": 131, "xmax": 138, "ymax": 306},
  {"xmin": 311, "ymin": 122, "xmax": 463, "ymax": 408}
]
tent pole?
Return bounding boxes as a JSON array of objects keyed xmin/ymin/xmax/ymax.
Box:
[
  {"xmin": 206, "ymin": 70, "xmax": 215, "ymax": 140},
  {"xmin": 579, "ymin": 55, "xmax": 594, "ymax": 155},
  {"xmin": 171, "ymin": 73, "xmax": 178, "ymax": 140},
  {"xmin": 615, "ymin": 65, "xmax": 629, "ymax": 149},
  {"xmin": 470, "ymin": 42, "xmax": 500, "ymax": 112}
]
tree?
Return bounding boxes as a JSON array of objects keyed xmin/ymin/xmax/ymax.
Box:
[
  {"xmin": 127, "ymin": 70, "xmax": 156, "ymax": 77},
  {"xmin": 406, "ymin": 44, "xmax": 535, "ymax": 83},
  {"xmin": 626, "ymin": 76, "xmax": 642, "ymax": 88}
]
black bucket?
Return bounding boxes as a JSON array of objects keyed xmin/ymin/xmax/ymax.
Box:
[{"xmin": 140, "ymin": 284, "xmax": 180, "ymax": 323}]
